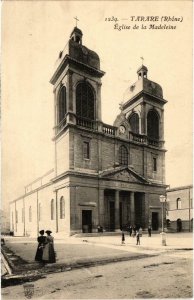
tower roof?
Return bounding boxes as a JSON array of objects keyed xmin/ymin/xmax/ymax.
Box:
[
  {"xmin": 122, "ymin": 65, "xmax": 164, "ymax": 105},
  {"xmin": 50, "ymin": 27, "xmax": 104, "ymax": 85},
  {"xmin": 137, "ymin": 64, "xmax": 148, "ymax": 73},
  {"xmin": 70, "ymin": 27, "xmax": 83, "ymax": 38}
]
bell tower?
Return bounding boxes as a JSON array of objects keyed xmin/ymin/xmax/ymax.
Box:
[
  {"xmin": 114, "ymin": 64, "xmax": 167, "ymax": 183},
  {"xmin": 120, "ymin": 64, "xmax": 167, "ymax": 146},
  {"xmin": 50, "ymin": 27, "xmax": 105, "ymax": 177}
]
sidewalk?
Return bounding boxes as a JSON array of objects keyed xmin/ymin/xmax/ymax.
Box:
[{"xmin": 1, "ymin": 232, "xmax": 193, "ymax": 285}]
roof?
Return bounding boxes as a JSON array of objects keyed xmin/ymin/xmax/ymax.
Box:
[
  {"xmin": 70, "ymin": 27, "xmax": 83, "ymax": 37},
  {"xmin": 123, "ymin": 77, "xmax": 163, "ymax": 104},
  {"xmin": 167, "ymin": 185, "xmax": 193, "ymax": 192}
]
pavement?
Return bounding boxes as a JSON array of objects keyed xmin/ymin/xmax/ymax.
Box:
[{"xmin": 1, "ymin": 232, "xmax": 193, "ymax": 286}]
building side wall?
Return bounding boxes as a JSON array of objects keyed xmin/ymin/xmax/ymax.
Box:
[
  {"xmin": 130, "ymin": 145, "xmax": 143, "ymax": 174},
  {"xmin": 146, "ymin": 149, "xmax": 164, "ymax": 183},
  {"xmin": 24, "ymin": 192, "xmax": 38, "ymax": 237},
  {"xmin": 73, "ymin": 130, "xmax": 99, "ymax": 171},
  {"xmin": 55, "ymin": 131, "xmax": 69, "ymax": 176},
  {"xmin": 101, "ymin": 138, "xmax": 116, "ymax": 170},
  {"xmin": 38, "ymin": 185, "xmax": 56, "ymax": 235},
  {"xmin": 57, "ymin": 186, "xmax": 71, "ymax": 235},
  {"xmin": 70, "ymin": 182, "xmax": 98, "ymax": 233},
  {"xmin": 167, "ymin": 188, "xmax": 193, "ymax": 210},
  {"xmin": 166, "ymin": 186, "xmax": 193, "ymax": 232}
]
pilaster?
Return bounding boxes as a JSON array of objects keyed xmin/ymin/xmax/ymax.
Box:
[
  {"xmin": 130, "ymin": 192, "xmax": 135, "ymax": 225},
  {"xmin": 115, "ymin": 190, "xmax": 120, "ymax": 230}
]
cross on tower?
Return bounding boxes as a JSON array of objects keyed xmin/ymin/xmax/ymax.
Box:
[
  {"xmin": 140, "ymin": 56, "xmax": 144, "ymax": 65},
  {"xmin": 74, "ymin": 16, "xmax": 79, "ymax": 27}
]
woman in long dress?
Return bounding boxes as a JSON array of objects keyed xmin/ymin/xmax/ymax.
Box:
[
  {"xmin": 35, "ymin": 230, "xmax": 46, "ymax": 262},
  {"xmin": 42, "ymin": 230, "xmax": 56, "ymax": 263}
]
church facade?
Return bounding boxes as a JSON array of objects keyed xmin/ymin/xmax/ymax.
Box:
[{"xmin": 10, "ymin": 27, "xmax": 168, "ymax": 237}]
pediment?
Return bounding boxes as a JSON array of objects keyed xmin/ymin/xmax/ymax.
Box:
[
  {"xmin": 100, "ymin": 166, "xmax": 150, "ymax": 184},
  {"xmin": 113, "ymin": 112, "xmax": 130, "ymax": 129},
  {"xmin": 110, "ymin": 170, "xmax": 142, "ymax": 183}
]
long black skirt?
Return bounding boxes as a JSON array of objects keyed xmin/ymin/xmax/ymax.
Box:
[{"xmin": 35, "ymin": 246, "xmax": 44, "ymax": 261}]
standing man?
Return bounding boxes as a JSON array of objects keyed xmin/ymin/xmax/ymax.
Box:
[
  {"xmin": 148, "ymin": 225, "xmax": 152, "ymax": 237},
  {"xmin": 129, "ymin": 225, "xmax": 133, "ymax": 237},
  {"xmin": 136, "ymin": 230, "xmax": 140, "ymax": 245},
  {"xmin": 121, "ymin": 229, "xmax": 125, "ymax": 245}
]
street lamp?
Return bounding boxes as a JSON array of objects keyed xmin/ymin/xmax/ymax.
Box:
[{"xmin": 159, "ymin": 195, "xmax": 167, "ymax": 246}]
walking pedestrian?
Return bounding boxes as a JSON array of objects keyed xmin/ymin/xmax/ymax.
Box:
[
  {"xmin": 35, "ymin": 230, "xmax": 46, "ymax": 262},
  {"xmin": 136, "ymin": 230, "xmax": 140, "ymax": 245},
  {"xmin": 139, "ymin": 227, "xmax": 142, "ymax": 237},
  {"xmin": 148, "ymin": 225, "xmax": 152, "ymax": 237},
  {"xmin": 129, "ymin": 225, "xmax": 133, "ymax": 237},
  {"xmin": 121, "ymin": 230, "xmax": 125, "ymax": 244},
  {"xmin": 42, "ymin": 230, "xmax": 56, "ymax": 263}
]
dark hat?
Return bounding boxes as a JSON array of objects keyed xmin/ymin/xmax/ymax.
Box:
[
  {"xmin": 39, "ymin": 230, "xmax": 44, "ymax": 235},
  {"xmin": 46, "ymin": 230, "xmax": 52, "ymax": 234}
]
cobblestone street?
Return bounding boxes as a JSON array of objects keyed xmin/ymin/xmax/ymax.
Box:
[
  {"xmin": 1, "ymin": 233, "xmax": 193, "ymax": 299},
  {"xmin": 2, "ymin": 249, "xmax": 192, "ymax": 299}
]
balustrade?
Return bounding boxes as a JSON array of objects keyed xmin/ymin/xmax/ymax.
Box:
[
  {"xmin": 131, "ymin": 132, "xmax": 147, "ymax": 144},
  {"xmin": 76, "ymin": 116, "xmax": 97, "ymax": 130},
  {"xmin": 130, "ymin": 132, "xmax": 160, "ymax": 147},
  {"xmin": 102, "ymin": 124, "xmax": 116, "ymax": 136},
  {"xmin": 147, "ymin": 138, "xmax": 159, "ymax": 147}
]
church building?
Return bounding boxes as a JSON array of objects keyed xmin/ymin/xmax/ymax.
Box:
[{"xmin": 10, "ymin": 27, "xmax": 168, "ymax": 237}]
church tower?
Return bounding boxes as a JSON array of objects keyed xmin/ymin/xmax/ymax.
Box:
[
  {"xmin": 50, "ymin": 27, "xmax": 105, "ymax": 177},
  {"xmin": 114, "ymin": 64, "xmax": 167, "ymax": 183}
]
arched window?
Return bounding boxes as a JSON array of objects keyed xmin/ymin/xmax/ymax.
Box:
[
  {"xmin": 29, "ymin": 206, "xmax": 32, "ymax": 222},
  {"xmin": 76, "ymin": 82, "xmax": 95, "ymax": 120},
  {"xmin": 58, "ymin": 86, "xmax": 66, "ymax": 123},
  {"xmin": 119, "ymin": 145, "xmax": 128, "ymax": 165},
  {"xmin": 147, "ymin": 110, "xmax": 159, "ymax": 140},
  {"xmin": 176, "ymin": 198, "xmax": 181, "ymax": 209},
  {"xmin": 51, "ymin": 199, "xmax": 55, "ymax": 220},
  {"xmin": 129, "ymin": 113, "xmax": 139, "ymax": 134},
  {"xmin": 60, "ymin": 197, "xmax": 65, "ymax": 219}
]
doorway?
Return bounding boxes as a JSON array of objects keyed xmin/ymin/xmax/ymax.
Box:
[
  {"xmin": 152, "ymin": 212, "xmax": 159, "ymax": 230},
  {"xmin": 177, "ymin": 218, "xmax": 182, "ymax": 232},
  {"xmin": 82, "ymin": 210, "xmax": 92, "ymax": 233}
]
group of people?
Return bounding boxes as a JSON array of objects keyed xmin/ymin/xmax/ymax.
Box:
[
  {"xmin": 35, "ymin": 230, "xmax": 56, "ymax": 264},
  {"xmin": 121, "ymin": 224, "xmax": 152, "ymax": 245}
]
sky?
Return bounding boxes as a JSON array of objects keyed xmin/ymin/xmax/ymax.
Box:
[{"xmin": 1, "ymin": 1, "xmax": 193, "ymax": 212}]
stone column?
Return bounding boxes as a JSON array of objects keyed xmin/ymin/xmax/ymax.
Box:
[
  {"xmin": 98, "ymin": 189, "xmax": 104, "ymax": 227},
  {"xmin": 130, "ymin": 192, "xmax": 135, "ymax": 225},
  {"xmin": 66, "ymin": 71, "xmax": 76, "ymax": 125},
  {"xmin": 144, "ymin": 193, "xmax": 150, "ymax": 228},
  {"xmin": 96, "ymin": 82, "xmax": 102, "ymax": 122},
  {"xmin": 141, "ymin": 102, "xmax": 146, "ymax": 135},
  {"xmin": 115, "ymin": 190, "xmax": 120, "ymax": 230}
]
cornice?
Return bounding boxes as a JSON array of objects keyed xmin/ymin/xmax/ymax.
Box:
[{"xmin": 50, "ymin": 55, "xmax": 105, "ymax": 85}]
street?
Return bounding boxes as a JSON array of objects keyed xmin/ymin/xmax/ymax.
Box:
[{"xmin": 2, "ymin": 248, "xmax": 192, "ymax": 299}]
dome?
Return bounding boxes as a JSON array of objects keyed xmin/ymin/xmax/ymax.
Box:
[
  {"xmin": 123, "ymin": 66, "xmax": 163, "ymax": 103},
  {"xmin": 68, "ymin": 40, "xmax": 100, "ymax": 69}
]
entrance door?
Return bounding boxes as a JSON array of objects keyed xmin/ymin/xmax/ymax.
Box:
[
  {"xmin": 177, "ymin": 218, "xmax": 182, "ymax": 232},
  {"xmin": 82, "ymin": 210, "xmax": 92, "ymax": 233},
  {"xmin": 109, "ymin": 201, "xmax": 115, "ymax": 231},
  {"xmin": 152, "ymin": 212, "xmax": 159, "ymax": 230}
]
